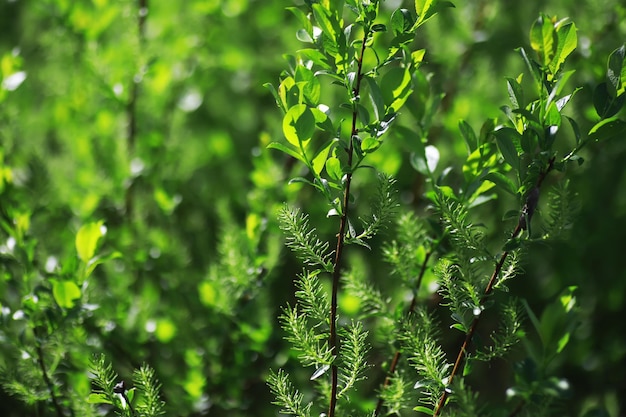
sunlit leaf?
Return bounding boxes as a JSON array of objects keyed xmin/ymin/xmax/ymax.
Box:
[
  {"xmin": 283, "ymin": 104, "xmax": 316, "ymax": 148},
  {"xmin": 52, "ymin": 279, "xmax": 81, "ymax": 309},
  {"xmin": 530, "ymin": 14, "xmax": 557, "ymax": 67},
  {"xmin": 76, "ymin": 221, "xmax": 105, "ymax": 263}
]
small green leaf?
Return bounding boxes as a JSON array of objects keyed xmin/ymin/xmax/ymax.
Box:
[
  {"xmin": 87, "ymin": 393, "xmax": 112, "ymax": 405},
  {"xmin": 413, "ymin": 0, "xmax": 454, "ymax": 29},
  {"xmin": 325, "ymin": 157, "xmax": 343, "ymax": 180},
  {"xmin": 390, "ymin": 8, "xmax": 414, "ymax": 36},
  {"xmin": 414, "ymin": 405, "xmax": 434, "ymax": 415},
  {"xmin": 76, "ymin": 221, "xmax": 104, "ymax": 263},
  {"xmin": 530, "ymin": 14, "xmax": 557, "ymax": 67},
  {"xmin": 380, "ymin": 66, "xmax": 413, "ymax": 112},
  {"xmin": 494, "ymin": 127, "xmax": 521, "ymax": 170},
  {"xmin": 484, "ymin": 172, "xmax": 517, "ymax": 196},
  {"xmin": 311, "ymin": 141, "xmax": 333, "ymax": 175},
  {"xmin": 506, "ymin": 77, "xmax": 524, "ymax": 109},
  {"xmin": 550, "ymin": 21, "xmax": 577, "ymax": 75},
  {"xmin": 588, "ymin": 117, "xmax": 626, "ymax": 142},
  {"xmin": 593, "ymin": 81, "xmax": 625, "ymax": 119},
  {"xmin": 52, "ymin": 279, "xmax": 81, "ymax": 309},
  {"xmin": 364, "ymin": 76, "xmax": 385, "ymax": 121},
  {"xmin": 459, "ymin": 120, "xmax": 477, "ymax": 153},
  {"xmin": 267, "ymin": 142, "xmax": 307, "ymax": 164},
  {"xmin": 371, "ymin": 24, "xmax": 386, "ymax": 32},
  {"xmin": 607, "ymin": 45, "xmax": 625, "ymax": 97},
  {"xmin": 283, "ymin": 104, "xmax": 316, "ymax": 148},
  {"xmin": 361, "ymin": 137, "xmax": 380, "ymax": 153},
  {"xmin": 295, "ymin": 65, "xmax": 321, "ymax": 106},
  {"xmin": 312, "ymin": 4, "xmax": 337, "ymax": 42}
]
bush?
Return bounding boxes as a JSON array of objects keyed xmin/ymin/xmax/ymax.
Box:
[{"xmin": 0, "ymin": 1, "xmax": 624, "ymax": 416}]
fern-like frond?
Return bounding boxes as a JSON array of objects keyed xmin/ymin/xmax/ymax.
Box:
[
  {"xmin": 473, "ymin": 300, "xmax": 523, "ymax": 361},
  {"xmin": 278, "ymin": 205, "xmax": 333, "ymax": 272},
  {"xmin": 542, "ymin": 180, "xmax": 580, "ymax": 240},
  {"xmin": 399, "ymin": 308, "xmax": 451, "ymax": 409},
  {"xmin": 436, "ymin": 193, "xmax": 486, "ymax": 257},
  {"xmin": 280, "ymin": 304, "xmax": 334, "ymax": 368},
  {"xmin": 494, "ymin": 247, "xmax": 523, "ymax": 291},
  {"xmin": 341, "ymin": 268, "xmax": 388, "ymax": 318},
  {"xmin": 436, "ymin": 259, "xmax": 483, "ymax": 334},
  {"xmin": 89, "ymin": 354, "xmax": 119, "ymax": 406},
  {"xmin": 378, "ymin": 373, "xmax": 415, "ymax": 415},
  {"xmin": 267, "ymin": 369, "xmax": 312, "ymax": 417},
  {"xmin": 133, "ymin": 364, "xmax": 165, "ymax": 416},
  {"xmin": 349, "ymin": 173, "xmax": 399, "ymax": 245},
  {"xmin": 338, "ymin": 321, "xmax": 370, "ymax": 398},
  {"xmin": 295, "ymin": 269, "xmax": 330, "ymax": 326},
  {"xmin": 382, "ymin": 211, "xmax": 430, "ymax": 286},
  {"xmin": 447, "ymin": 379, "xmax": 486, "ymax": 417}
]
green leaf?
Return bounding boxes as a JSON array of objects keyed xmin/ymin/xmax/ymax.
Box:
[
  {"xmin": 459, "ymin": 120, "xmax": 477, "ymax": 153},
  {"xmin": 87, "ymin": 393, "xmax": 112, "ymax": 405},
  {"xmin": 283, "ymin": 104, "xmax": 316, "ymax": 148},
  {"xmin": 593, "ymin": 82, "xmax": 625, "ymax": 118},
  {"xmin": 267, "ymin": 142, "xmax": 307, "ymax": 164},
  {"xmin": 287, "ymin": 7, "xmax": 313, "ymax": 40},
  {"xmin": 52, "ymin": 279, "xmax": 81, "ymax": 309},
  {"xmin": 484, "ymin": 171, "xmax": 517, "ymax": 196},
  {"xmin": 588, "ymin": 117, "xmax": 626, "ymax": 142},
  {"xmin": 390, "ymin": 8, "xmax": 414, "ymax": 36},
  {"xmin": 380, "ymin": 66, "xmax": 413, "ymax": 112},
  {"xmin": 295, "ymin": 65, "xmax": 321, "ymax": 106},
  {"xmin": 414, "ymin": 405, "xmax": 434, "ymax": 414},
  {"xmin": 413, "ymin": 0, "xmax": 454, "ymax": 29},
  {"xmin": 549, "ymin": 21, "xmax": 577, "ymax": 75},
  {"xmin": 545, "ymin": 102, "xmax": 561, "ymax": 128},
  {"xmin": 607, "ymin": 45, "xmax": 626, "ymax": 97},
  {"xmin": 505, "ymin": 77, "xmax": 524, "ymax": 109},
  {"xmin": 325, "ymin": 156, "xmax": 342, "ymax": 180},
  {"xmin": 494, "ymin": 127, "xmax": 521, "ymax": 170},
  {"xmin": 364, "ymin": 76, "xmax": 385, "ymax": 121},
  {"xmin": 563, "ymin": 115, "xmax": 582, "ymax": 145},
  {"xmin": 312, "ymin": 4, "xmax": 337, "ymax": 42},
  {"xmin": 76, "ymin": 221, "xmax": 104, "ymax": 263},
  {"xmin": 530, "ymin": 14, "xmax": 557, "ymax": 67},
  {"xmin": 311, "ymin": 141, "xmax": 333, "ymax": 175},
  {"xmin": 361, "ymin": 137, "xmax": 380, "ymax": 154}
]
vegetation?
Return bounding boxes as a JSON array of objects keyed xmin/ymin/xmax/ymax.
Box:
[{"xmin": 0, "ymin": 1, "xmax": 625, "ymax": 416}]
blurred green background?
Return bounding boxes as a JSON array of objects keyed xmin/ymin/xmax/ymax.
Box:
[{"xmin": 0, "ymin": 0, "xmax": 625, "ymax": 416}]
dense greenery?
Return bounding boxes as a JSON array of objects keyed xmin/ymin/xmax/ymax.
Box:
[{"xmin": 0, "ymin": 1, "xmax": 625, "ymax": 416}]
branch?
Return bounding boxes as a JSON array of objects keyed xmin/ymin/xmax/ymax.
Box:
[
  {"xmin": 433, "ymin": 157, "xmax": 555, "ymax": 416},
  {"xmin": 328, "ymin": 28, "xmax": 370, "ymax": 417}
]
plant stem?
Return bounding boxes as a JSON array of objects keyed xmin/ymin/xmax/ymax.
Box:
[
  {"xmin": 433, "ymin": 158, "xmax": 554, "ymax": 416},
  {"xmin": 374, "ymin": 250, "xmax": 433, "ymax": 416},
  {"xmin": 327, "ymin": 28, "xmax": 370, "ymax": 417},
  {"xmin": 34, "ymin": 331, "xmax": 65, "ymax": 417}
]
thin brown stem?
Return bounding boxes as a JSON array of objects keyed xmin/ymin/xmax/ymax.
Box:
[
  {"xmin": 374, "ymin": 250, "xmax": 433, "ymax": 416},
  {"xmin": 433, "ymin": 158, "xmax": 554, "ymax": 416},
  {"xmin": 327, "ymin": 29, "xmax": 370, "ymax": 417}
]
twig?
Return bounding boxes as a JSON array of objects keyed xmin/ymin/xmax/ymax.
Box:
[
  {"xmin": 433, "ymin": 158, "xmax": 554, "ymax": 416},
  {"xmin": 328, "ymin": 28, "xmax": 370, "ymax": 417}
]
